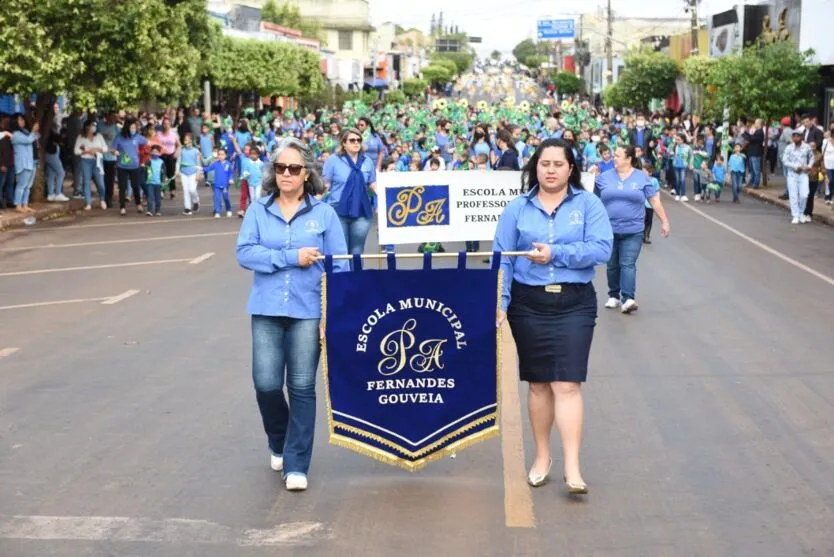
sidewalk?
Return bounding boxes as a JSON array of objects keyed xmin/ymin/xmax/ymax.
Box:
[
  {"xmin": 742, "ymin": 175, "xmax": 834, "ymax": 226},
  {"xmin": 0, "ymin": 199, "xmax": 84, "ymax": 231}
]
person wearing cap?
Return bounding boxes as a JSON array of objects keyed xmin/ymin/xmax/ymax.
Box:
[{"xmin": 782, "ymin": 130, "xmax": 813, "ymax": 224}]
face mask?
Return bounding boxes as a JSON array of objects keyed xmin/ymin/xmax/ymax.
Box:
[
  {"xmin": 591, "ymin": 136, "xmax": 600, "ymax": 143},
  {"xmin": 151, "ymin": 153, "xmax": 160, "ymax": 158},
  {"xmin": 130, "ymin": 131, "xmax": 137, "ymax": 137},
  {"xmin": 90, "ymin": 127, "xmax": 97, "ymax": 134}
]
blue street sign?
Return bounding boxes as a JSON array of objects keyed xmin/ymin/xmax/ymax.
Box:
[{"xmin": 537, "ymin": 19, "xmax": 576, "ymax": 40}]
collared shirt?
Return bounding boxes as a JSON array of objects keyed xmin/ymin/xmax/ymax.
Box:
[
  {"xmin": 11, "ymin": 130, "xmax": 39, "ymax": 171},
  {"xmin": 493, "ymin": 186, "xmax": 613, "ymax": 311},
  {"xmin": 322, "ymin": 154, "xmax": 376, "ymax": 204},
  {"xmin": 236, "ymin": 194, "xmax": 348, "ymax": 319},
  {"xmin": 595, "ymin": 168, "xmax": 657, "ymax": 235},
  {"xmin": 782, "ymin": 142, "xmax": 812, "ymax": 175}
]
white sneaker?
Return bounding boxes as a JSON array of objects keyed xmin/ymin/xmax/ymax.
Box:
[
  {"xmin": 694, "ymin": 194, "xmax": 701, "ymax": 201},
  {"xmin": 270, "ymin": 454, "xmax": 283, "ymax": 472},
  {"xmin": 55, "ymin": 193, "xmax": 70, "ymax": 202},
  {"xmin": 680, "ymin": 195, "xmax": 689, "ymax": 202},
  {"xmin": 214, "ymin": 213, "xmax": 221, "ymax": 218},
  {"xmin": 801, "ymin": 215, "xmax": 811, "ymax": 223},
  {"xmin": 621, "ymin": 299, "xmax": 639, "ymax": 314},
  {"xmin": 674, "ymin": 195, "xmax": 681, "ymax": 201},
  {"xmin": 226, "ymin": 211, "xmax": 233, "ymax": 218},
  {"xmin": 285, "ymin": 473, "xmax": 308, "ymax": 491},
  {"xmin": 100, "ymin": 201, "xmax": 107, "ymax": 210},
  {"xmin": 604, "ymin": 297, "xmax": 620, "ymax": 309},
  {"xmin": 791, "ymin": 217, "xmax": 799, "ymax": 224},
  {"xmin": 47, "ymin": 194, "xmax": 56, "ymax": 202}
]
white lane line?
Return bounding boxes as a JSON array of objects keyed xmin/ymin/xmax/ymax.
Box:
[
  {"xmin": 189, "ymin": 252, "xmax": 215, "ymax": 265},
  {"xmin": 0, "ymin": 258, "xmax": 193, "ymax": 277},
  {"xmin": 1, "ymin": 232, "xmax": 237, "ymax": 251},
  {"xmin": 0, "ymin": 515, "xmax": 330, "ymax": 547},
  {"xmin": 21, "ymin": 216, "xmax": 218, "ymax": 233},
  {"xmin": 0, "ymin": 297, "xmax": 110, "ymax": 310},
  {"xmin": 0, "ymin": 347, "xmax": 20, "ymax": 359},
  {"xmin": 101, "ymin": 289, "xmax": 140, "ymax": 305},
  {"xmin": 666, "ymin": 192, "xmax": 834, "ymax": 287}
]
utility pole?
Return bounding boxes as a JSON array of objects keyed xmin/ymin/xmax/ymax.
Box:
[
  {"xmin": 605, "ymin": 0, "xmax": 613, "ymax": 85},
  {"xmin": 689, "ymin": 0, "xmax": 700, "ymax": 55}
]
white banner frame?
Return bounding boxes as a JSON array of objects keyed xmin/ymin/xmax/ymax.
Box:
[{"xmin": 376, "ymin": 170, "xmax": 595, "ymax": 245}]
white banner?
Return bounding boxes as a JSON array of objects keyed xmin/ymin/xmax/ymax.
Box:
[{"xmin": 376, "ymin": 170, "xmax": 594, "ymax": 245}]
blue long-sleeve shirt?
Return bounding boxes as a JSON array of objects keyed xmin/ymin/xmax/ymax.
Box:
[
  {"xmin": 11, "ymin": 130, "xmax": 39, "ymax": 172},
  {"xmin": 113, "ymin": 133, "xmax": 148, "ymax": 170},
  {"xmin": 493, "ymin": 186, "xmax": 613, "ymax": 311},
  {"xmin": 203, "ymin": 159, "xmax": 234, "ymax": 188},
  {"xmin": 241, "ymin": 157, "xmax": 264, "ymax": 187},
  {"xmin": 711, "ymin": 163, "xmax": 726, "ymax": 184},
  {"xmin": 236, "ymin": 194, "xmax": 348, "ymax": 318}
]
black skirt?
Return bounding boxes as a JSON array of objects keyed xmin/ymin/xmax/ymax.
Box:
[{"xmin": 507, "ymin": 281, "xmax": 598, "ymax": 383}]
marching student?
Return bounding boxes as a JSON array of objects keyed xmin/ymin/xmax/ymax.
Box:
[
  {"xmin": 641, "ymin": 159, "xmax": 660, "ymax": 244},
  {"xmin": 202, "ymin": 148, "xmax": 234, "ymax": 218},
  {"xmin": 236, "ymin": 137, "xmax": 347, "ymax": 492},
  {"xmin": 178, "ymin": 133, "xmax": 201, "ymax": 215},
  {"xmin": 493, "ymin": 138, "xmax": 613, "ymax": 495},
  {"xmin": 145, "ymin": 144, "xmax": 166, "ymax": 216},
  {"xmin": 707, "ymin": 154, "xmax": 727, "ymax": 203}
]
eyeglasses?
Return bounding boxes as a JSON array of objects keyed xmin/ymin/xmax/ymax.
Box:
[
  {"xmin": 273, "ymin": 163, "xmax": 305, "ymax": 176},
  {"xmin": 345, "ymin": 137, "xmax": 362, "ymax": 144}
]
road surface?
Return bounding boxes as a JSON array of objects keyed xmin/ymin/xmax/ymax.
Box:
[{"xmin": 1, "ymin": 189, "xmax": 834, "ymax": 556}]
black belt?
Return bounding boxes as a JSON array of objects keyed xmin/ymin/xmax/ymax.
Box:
[{"xmin": 512, "ymin": 281, "xmax": 591, "ymax": 294}]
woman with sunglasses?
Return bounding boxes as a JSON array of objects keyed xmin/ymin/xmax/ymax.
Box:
[
  {"xmin": 322, "ymin": 128, "xmax": 377, "ymax": 255},
  {"xmin": 236, "ymin": 138, "xmax": 348, "ymax": 492}
]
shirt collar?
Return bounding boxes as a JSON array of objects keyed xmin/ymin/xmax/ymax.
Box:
[
  {"xmin": 525, "ymin": 184, "xmax": 582, "ymax": 201},
  {"xmin": 264, "ymin": 192, "xmax": 316, "ymax": 222}
]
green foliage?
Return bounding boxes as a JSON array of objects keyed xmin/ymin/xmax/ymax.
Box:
[
  {"xmin": 421, "ymin": 65, "xmax": 453, "ymax": 85},
  {"xmin": 490, "ymin": 50, "xmax": 502, "ymax": 61},
  {"xmin": 552, "ymin": 71, "xmax": 580, "ymax": 95},
  {"xmin": 602, "ymin": 83, "xmax": 627, "ymax": 109},
  {"xmin": 681, "ymin": 55, "xmax": 714, "ymax": 87},
  {"xmin": 431, "ymin": 52, "xmax": 473, "ymax": 74},
  {"xmin": 208, "ymin": 36, "xmax": 322, "ymax": 97},
  {"xmin": 614, "ymin": 51, "xmax": 679, "ymax": 110},
  {"xmin": 512, "ymin": 39, "xmax": 551, "ymax": 68},
  {"xmin": 431, "ymin": 58, "xmax": 459, "ymax": 77},
  {"xmin": 260, "ymin": 0, "xmax": 326, "ymax": 45},
  {"xmin": 707, "ymin": 41, "xmax": 819, "ymax": 122},
  {"xmin": 403, "ymin": 79, "xmax": 427, "ymax": 98},
  {"xmin": 345, "ymin": 89, "xmax": 380, "ymax": 105},
  {"xmin": 384, "ymin": 90, "xmax": 406, "ymax": 105}
]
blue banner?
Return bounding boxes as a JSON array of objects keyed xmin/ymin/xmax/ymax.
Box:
[
  {"xmin": 322, "ymin": 255, "xmax": 501, "ymax": 471},
  {"xmin": 385, "ymin": 185, "xmax": 450, "ymax": 228}
]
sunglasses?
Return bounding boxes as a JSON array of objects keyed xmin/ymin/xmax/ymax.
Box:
[
  {"xmin": 345, "ymin": 137, "xmax": 362, "ymax": 144},
  {"xmin": 273, "ymin": 163, "xmax": 305, "ymax": 176}
]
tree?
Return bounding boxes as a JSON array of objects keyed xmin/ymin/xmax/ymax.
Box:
[
  {"xmin": 260, "ymin": 0, "xmax": 326, "ymax": 45},
  {"xmin": 706, "ymin": 41, "xmax": 819, "ymax": 186},
  {"xmin": 421, "ymin": 65, "xmax": 453, "ymax": 85},
  {"xmin": 431, "ymin": 57, "xmax": 459, "ymax": 77},
  {"xmin": 602, "ymin": 83, "xmax": 628, "ymax": 109},
  {"xmin": 614, "ymin": 51, "xmax": 679, "ymax": 110},
  {"xmin": 512, "ymin": 39, "xmax": 551, "ymax": 68},
  {"xmin": 0, "ymin": 0, "xmax": 212, "ymax": 201},
  {"xmin": 552, "ymin": 71, "xmax": 580, "ymax": 95},
  {"xmin": 431, "ymin": 52, "xmax": 473, "ymax": 75},
  {"xmin": 490, "ymin": 50, "xmax": 501, "ymax": 61},
  {"xmin": 682, "ymin": 55, "xmax": 717, "ymax": 118},
  {"xmin": 403, "ymin": 79, "xmax": 428, "ymax": 99}
]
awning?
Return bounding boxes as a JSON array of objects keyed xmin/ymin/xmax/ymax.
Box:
[{"xmin": 363, "ymin": 78, "xmax": 388, "ymax": 89}]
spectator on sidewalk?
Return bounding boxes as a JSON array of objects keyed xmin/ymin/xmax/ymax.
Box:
[
  {"xmin": 823, "ymin": 131, "xmax": 834, "ymax": 205},
  {"xmin": 44, "ymin": 127, "xmax": 68, "ymax": 202},
  {"xmin": 11, "ymin": 114, "xmax": 40, "ymax": 214},
  {"xmin": 0, "ymin": 115, "xmax": 15, "ymax": 210},
  {"xmin": 782, "ymin": 130, "xmax": 813, "ymax": 224},
  {"xmin": 98, "ymin": 112, "xmax": 120, "ymax": 208},
  {"xmin": 74, "ymin": 120, "xmax": 108, "ymax": 211},
  {"xmin": 744, "ymin": 119, "xmax": 764, "ymax": 188},
  {"xmin": 805, "ymin": 141, "xmax": 823, "ymax": 220}
]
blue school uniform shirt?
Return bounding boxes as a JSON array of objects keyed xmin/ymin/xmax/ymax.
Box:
[
  {"xmin": 493, "ymin": 186, "xmax": 614, "ymax": 311},
  {"xmin": 236, "ymin": 194, "xmax": 349, "ymax": 319},
  {"xmin": 199, "ymin": 134, "xmax": 214, "ymax": 159},
  {"xmin": 363, "ymin": 134, "xmax": 384, "ymax": 165},
  {"xmin": 322, "ymin": 154, "xmax": 377, "ymax": 205},
  {"xmin": 728, "ymin": 153, "xmax": 746, "ymax": 173},
  {"xmin": 594, "ymin": 168, "xmax": 658, "ymax": 235},
  {"xmin": 673, "ymin": 144, "xmax": 691, "ymax": 168},
  {"xmin": 645, "ymin": 176, "xmax": 660, "ymax": 208},
  {"xmin": 113, "ymin": 133, "xmax": 148, "ymax": 170},
  {"xmin": 598, "ymin": 159, "xmax": 615, "ymax": 174},
  {"xmin": 241, "ymin": 157, "xmax": 264, "ymax": 187},
  {"xmin": 179, "ymin": 146, "xmax": 200, "ymax": 176},
  {"xmin": 711, "ymin": 163, "xmax": 726, "ymax": 184},
  {"xmin": 204, "ymin": 159, "xmax": 234, "ymax": 188},
  {"xmin": 146, "ymin": 156, "xmax": 165, "ymax": 185}
]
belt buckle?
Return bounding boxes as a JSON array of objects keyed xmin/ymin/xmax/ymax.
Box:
[{"xmin": 545, "ymin": 284, "xmax": 562, "ymax": 294}]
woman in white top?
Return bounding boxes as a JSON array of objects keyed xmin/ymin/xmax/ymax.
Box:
[
  {"xmin": 74, "ymin": 120, "xmax": 108, "ymax": 210},
  {"xmin": 823, "ymin": 133, "xmax": 834, "ymax": 204}
]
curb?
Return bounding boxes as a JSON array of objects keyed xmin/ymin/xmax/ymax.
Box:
[
  {"xmin": 742, "ymin": 187, "xmax": 834, "ymax": 227},
  {"xmin": 0, "ymin": 202, "xmax": 80, "ymax": 231}
]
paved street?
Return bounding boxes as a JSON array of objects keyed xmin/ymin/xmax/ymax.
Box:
[{"xmin": 1, "ymin": 188, "xmax": 834, "ymax": 556}]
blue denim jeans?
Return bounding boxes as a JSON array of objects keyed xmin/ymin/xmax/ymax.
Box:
[
  {"xmin": 80, "ymin": 157, "xmax": 105, "ymax": 206},
  {"xmin": 0, "ymin": 167, "xmax": 15, "ymax": 207},
  {"xmin": 251, "ymin": 315, "xmax": 320, "ymax": 476},
  {"xmin": 692, "ymin": 171, "xmax": 702, "ymax": 195},
  {"xmin": 606, "ymin": 232, "xmax": 644, "ymax": 302},
  {"xmin": 14, "ymin": 168, "xmax": 35, "ymax": 206},
  {"xmin": 731, "ymin": 171, "xmax": 744, "ymax": 202},
  {"xmin": 674, "ymin": 167, "xmax": 687, "ymax": 196},
  {"xmin": 339, "ymin": 215, "xmax": 372, "ymax": 255},
  {"xmin": 826, "ymin": 169, "xmax": 834, "ymax": 201},
  {"xmin": 146, "ymin": 184, "xmax": 162, "ymax": 214},
  {"xmin": 212, "ymin": 186, "xmax": 231, "ymax": 215},
  {"xmin": 748, "ymin": 156, "xmax": 762, "ymax": 188},
  {"xmin": 45, "ymin": 151, "xmax": 65, "ymax": 198}
]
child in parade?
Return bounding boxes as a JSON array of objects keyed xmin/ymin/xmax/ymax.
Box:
[
  {"xmin": 597, "ymin": 144, "xmax": 614, "ymax": 174},
  {"xmin": 642, "ymin": 159, "xmax": 661, "ymax": 244},
  {"xmin": 145, "ymin": 145, "xmax": 166, "ymax": 216},
  {"xmin": 707, "ymin": 155, "xmax": 726, "ymax": 203},
  {"xmin": 690, "ymin": 138, "xmax": 709, "ymax": 201},
  {"xmin": 672, "ymin": 133, "xmax": 692, "ymax": 201},
  {"xmin": 241, "ymin": 145, "xmax": 265, "ymax": 209},
  {"xmin": 728, "ymin": 144, "xmax": 747, "ymax": 203},
  {"xmin": 179, "ymin": 133, "xmax": 201, "ymax": 215},
  {"xmin": 202, "ymin": 148, "xmax": 234, "ymax": 218}
]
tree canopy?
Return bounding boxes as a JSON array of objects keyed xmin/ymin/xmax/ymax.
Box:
[
  {"xmin": 607, "ymin": 51, "xmax": 679, "ymax": 110},
  {"xmin": 552, "ymin": 71, "xmax": 580, "ymax": 95},
  {"xmin": 512, "ymin": 39, "xmax": 550, "ymax": 68},
  {"xmin": 261, "ymin": 0, "xmax": 326, "ymax": 44}
]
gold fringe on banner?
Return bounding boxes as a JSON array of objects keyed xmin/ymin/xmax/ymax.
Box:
[{"xmin": 319, "ymin": 265, "xmax": 504, "ymax": 472}]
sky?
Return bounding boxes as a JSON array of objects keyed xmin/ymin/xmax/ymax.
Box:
[{"xmin": 368, "ymin": 0, "xmax": 739, "ymax": 57}]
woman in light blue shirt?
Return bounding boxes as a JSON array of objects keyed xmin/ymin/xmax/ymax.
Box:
[
  {"xmin": 357, "ymin": 117, "xmax": 384, "ymax": 171},
  {"xmin": 322, "ymin": 128, "xmax": 377, "ymax": 255},
  {"xmin": 11, "ymin": 114, "xmax": 40, "ymax": 213},
  {"xmin": 236, "ymin": 138, "xmax": 347, "ymax": 492},
  {"xmin": 494, "ymin": 138, "xmax": 613, "ymax": 495}
]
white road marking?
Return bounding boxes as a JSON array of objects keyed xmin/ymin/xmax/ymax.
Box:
[
  {"xmin": 0, "ymin": 515, "xmax": 329, "ymax": 547},
  {"xmin": 666, "ymin": 192, "xmax": 834, "ymax": 287},
  {"xmin": 188, "ymin": 252, "xmax": 215, "ymax": 265},
  {"xmin": 21, "ymin": 216, "xmax": 217, "ymax": 233},
  {"xmin": 101, "ymin": 289, "xmax": 140, "ymax": 305},
  {"xmin": 0, "ymin": 347, "xmax": 20, "ymax": 359},
  {"xmin": 0, "ymin": 297, "xmax": 110, "ymax": 310},
  {"xmin": 0, "ymin": 258, "xmax": 194, "ymax": 277},
  {"xmin": 1, "ymin": 231, "xmax": 237, "ymax": 251}
]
